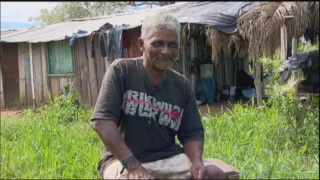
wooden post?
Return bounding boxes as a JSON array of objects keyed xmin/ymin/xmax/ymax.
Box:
[
  {"xmin": 292, "ymin": 37, "xmax": 299, "ymax": 101},
  {"xmin": 182, "ymin": 44, "xmax": 186, "ymax": 77},
  {"xmin": 190, "ymin": 38, "xmax": 196, "ymax": 93},
  {"xmin": 0, "ymin": 43, "xmax": 4, "ymax": 108},
  {"xmin": 41, "ymin": 43, "xmax": 50, "ymax": 103},
  {"xmin": 254, "ymin": 60, "xmax": 263, "ymax": 106},
  {"xmin": 18, "ymin": 43, "xmax": 26, "ymax": 106},
  {"xmin": 280, "ymin": 25, "xmax": 288, "ymax": 62},
  {"xmin": 29, "ymin": 43, "xmax": 35, "ymax": 109},
  {"xmin": 0, "ymin": 59, "xmax": 5, "ymax": 108}
]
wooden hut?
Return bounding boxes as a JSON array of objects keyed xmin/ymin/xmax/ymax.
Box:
[{"xmin": 0, "ymin": 3, "xmax": 187, "ymax": 108}]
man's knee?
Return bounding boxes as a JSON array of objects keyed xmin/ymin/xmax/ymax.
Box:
[{"xmin": 205, "ymin": 165, "xmax": 227, "ymax": 180}]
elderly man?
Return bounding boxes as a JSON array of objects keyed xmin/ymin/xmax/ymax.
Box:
[{"xmin": 91, "ymin": 11, "xmax": 226, "ymax": 179}]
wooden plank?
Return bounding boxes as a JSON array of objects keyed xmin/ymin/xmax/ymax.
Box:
[
  {"xmin": 1, "ymin": 43, "xmax": 20, "ymax": 108},
  {"xmin": 224, "ymin": 53, "xmax": 233, "ymax": 86},
  {"xmin": 41, "ymin": 43, "xmax": 49, "ymax": 102},
  {"xmin": 86, "ymin": 36, "xmax": 98, "ymax": 106},
  {"xmin": 50, "ymin": 77, "xmax": 60, "ymax": 98},
  {"xmin": 78, "ymin": 38, "xmax": 90, "ymax": 105},
  {"xmin": 234, "ymin": 57, "xmax": 239, "ymax": 87},
  {"xmin": 24, "ymin": 44, "xmax": 32, "ymax": 106},
  {"xmin": 18, "ymin": 43, "xmax": 26, "ymax": 105},
  {"xmin": 29, "ymin": 43, "xmax": 35, "ymax": 108},
  {"xmin": 93, "ymin": 35, "xmax": 105, "ymax": 91},
  {"xmin": 216, "ymin": 51, "xmax": 224, "ymax": 90},
  {"xmin": 32, "ymin": 43, "xmax": 43, "ymax": 107},
  {"xmin": 59, "ymin": 77, "xmax": 68, "ymax": 93},
  {"xmin": 131, "ymin": 28, "xmax": 142, "ymax": 58},
  {"xmin": 73, "ymin": 39, "xmax": 82, "ymax": 99},
  {"xmin": 182, "ymin": 43, "xmax": 186, "ymax": 76}
]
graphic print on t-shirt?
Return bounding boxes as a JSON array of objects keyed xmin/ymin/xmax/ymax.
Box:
[{"xmin": 121, "ymin": 90, "xmax": 184, "ymax": 131}]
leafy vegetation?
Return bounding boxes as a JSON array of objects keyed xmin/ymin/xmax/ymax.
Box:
[{"xmin": 298, "ymin": 41, "xmax": 319, "ymax": 53}]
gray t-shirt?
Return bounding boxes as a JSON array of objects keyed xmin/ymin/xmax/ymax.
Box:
[{"xmin": 91, "ymin": 58, "xmax": 204, "ymax": 169}]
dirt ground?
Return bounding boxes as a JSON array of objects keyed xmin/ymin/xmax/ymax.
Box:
[
  {"xmin": 1, "ymin": 100, "xmax": 241, "ymax": 119},
  {"xmin": 0, "ymin": 109, "xmax": 24, "ymax": 118}
]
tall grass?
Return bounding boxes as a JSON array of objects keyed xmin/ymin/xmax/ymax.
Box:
[
  {"xmin": 1, "ymin": 84, "xmax": 103, "ymax": 179},
  {"xmin": 1, "ymin": 83, "xmax": 319, "ymax": 179},
  {"xmin": 201, "ymin": 99, "xmax": 319, "ymax": 179}
]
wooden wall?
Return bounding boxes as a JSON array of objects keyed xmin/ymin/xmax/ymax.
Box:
[
  {"xmin": 13, "ymin": 27, "xmax": 143, "ymax": 108},
  {"xmin": 0, "ymin": 43, "xmax": 19, "ymax": 108},
  {"xmin": 10, "ymin": 26, "xmax": 250, "ymax": 108},
  {"xmin": 17, "ymin": 43, "xmax": 49, "ymax": 107},
  {"xmin": 123, "ymin": 28, "xmax": 143, "ymax": 59}
]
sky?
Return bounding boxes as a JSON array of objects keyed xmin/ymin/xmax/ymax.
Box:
[
  {"xmin": 0, "ymin": 2, "xmax": 166, "ymax": 31},
  {"xmin": 1, "ymin": 2, "xmax": 58, "ymax": 30}
]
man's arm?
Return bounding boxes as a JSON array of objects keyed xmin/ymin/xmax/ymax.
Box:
[
  {"xmin": 91, "ymin": 120, "xmax": 133, "ymax": 162},
  {"xmin": 183, "ymin": 140, "xmax": 203, "ymax": 163},
  {"xmin": 177, "ymin": 80, "xmax": 206, "ymax": 179},
  {"xmin": 92, "ymin": 120, "xmax": 153, "ymax": 178},
  {"xmin": 184, "ymin": 140, "xmax": 205, "ymax": 179}
]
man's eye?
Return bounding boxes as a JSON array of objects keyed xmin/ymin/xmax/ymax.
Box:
[
  {"xmin": 152, "ymin": 41, "xmax": 163, "ymax": 46},
  {"xmin": 169, "ymin": 43, "xmax": 178, "ymax": 48}
]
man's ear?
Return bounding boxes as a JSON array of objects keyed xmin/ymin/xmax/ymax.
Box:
[{"xmin": 138, "ymin": 38, "xmax": 145, "ymax": 52}]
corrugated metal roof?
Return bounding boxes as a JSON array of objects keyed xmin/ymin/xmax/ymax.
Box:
[
  {"xmin": 1, "ymin": 3, "xmax": 188, "ymax": 43},
  {"xmin": 1, "ymin": 28, "xmax": 37, "ymax": 38}
]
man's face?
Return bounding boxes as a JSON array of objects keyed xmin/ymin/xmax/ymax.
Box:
[{"xmin": 139, "ymin": 28, "xmax": 179, "ymax": 71}]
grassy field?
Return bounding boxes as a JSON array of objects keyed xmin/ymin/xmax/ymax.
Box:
[
  {"xmin": 1, "ymin": 92, "xmax": 319, "ymax": 179},
  {"xmin": 1, "ymin": 69, "xmax": 320, "ymax": 179}
]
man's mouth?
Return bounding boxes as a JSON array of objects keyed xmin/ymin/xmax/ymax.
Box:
[{"xmin": 155, "ymin": 56, "xmax": 174, "ymax": 62}]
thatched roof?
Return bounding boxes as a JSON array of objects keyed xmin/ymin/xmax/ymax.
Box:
[
  {"xmin": 180, "ymin": 2, "xmax": 319, "ymax": 63},
  {"xmin": 237, "ymin": 2, "xmax": 319, "ymax": 61},
  {"xmin": 180, "ymin": 23, "xmax": 247, "ymax": 63}
]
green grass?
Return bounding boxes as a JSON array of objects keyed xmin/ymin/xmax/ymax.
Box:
[
  {"xmin": 201, "ymin": 101, "xmax": 319, "ymax": 179},
  {"xmin": 1, "ymin": 108, "xmax": 102, "ymax": 179},
  {"xmin": 1, "ymin": 94, "xmax": 319, "ymax": 179}
]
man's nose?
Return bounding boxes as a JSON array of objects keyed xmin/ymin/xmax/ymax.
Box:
[{"xmin": 161, "ymin": 46, "xmax": 171, "ymax": 55}]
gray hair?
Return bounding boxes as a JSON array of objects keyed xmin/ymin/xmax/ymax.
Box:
[{"xmin": 141, "ymin": 11, "xmax": 181, "ymax": 42}]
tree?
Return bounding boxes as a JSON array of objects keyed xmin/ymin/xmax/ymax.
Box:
[
  {"xmin": 28, "ymin": 2, "xmax": 128, "ymax": 25},
  {"xmin": 29, "ymin": 1, "xmax": 175, "ymax": 25}
]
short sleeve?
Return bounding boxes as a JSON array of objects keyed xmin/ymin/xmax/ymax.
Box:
[
  {"xmin": 177, "ymin": 80, "xmax": 204, "ymax": 145},
  {"xmin": 91, "ymin": 62, "xmax": 125, "ymax": 125}
]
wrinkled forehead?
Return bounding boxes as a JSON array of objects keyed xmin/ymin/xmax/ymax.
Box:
[{"xmin": 147, "ymin": 28, "xmax": 179, "ymax": 40}]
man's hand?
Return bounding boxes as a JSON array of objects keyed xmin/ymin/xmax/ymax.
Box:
[
  {"xmin": 190, "ymin": 159, "xmax": 206, "ymax": 179},
  {"xmin": 126, "ymin": 161, "xmax": 154, "ymax": 179}
]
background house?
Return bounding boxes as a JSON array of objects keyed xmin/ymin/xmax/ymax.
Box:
[
  {"xmin": 0, "ymin": 3, "xmax": 187, "ymax": 108},
  {"xmin": 2, "ymin": 2, "xmax": 317, "ymax": 108}
]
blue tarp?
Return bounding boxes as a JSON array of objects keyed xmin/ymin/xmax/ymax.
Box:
[{"xmin": 175, "ymin": 2, "xmax": 260, "ymax": 34}]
